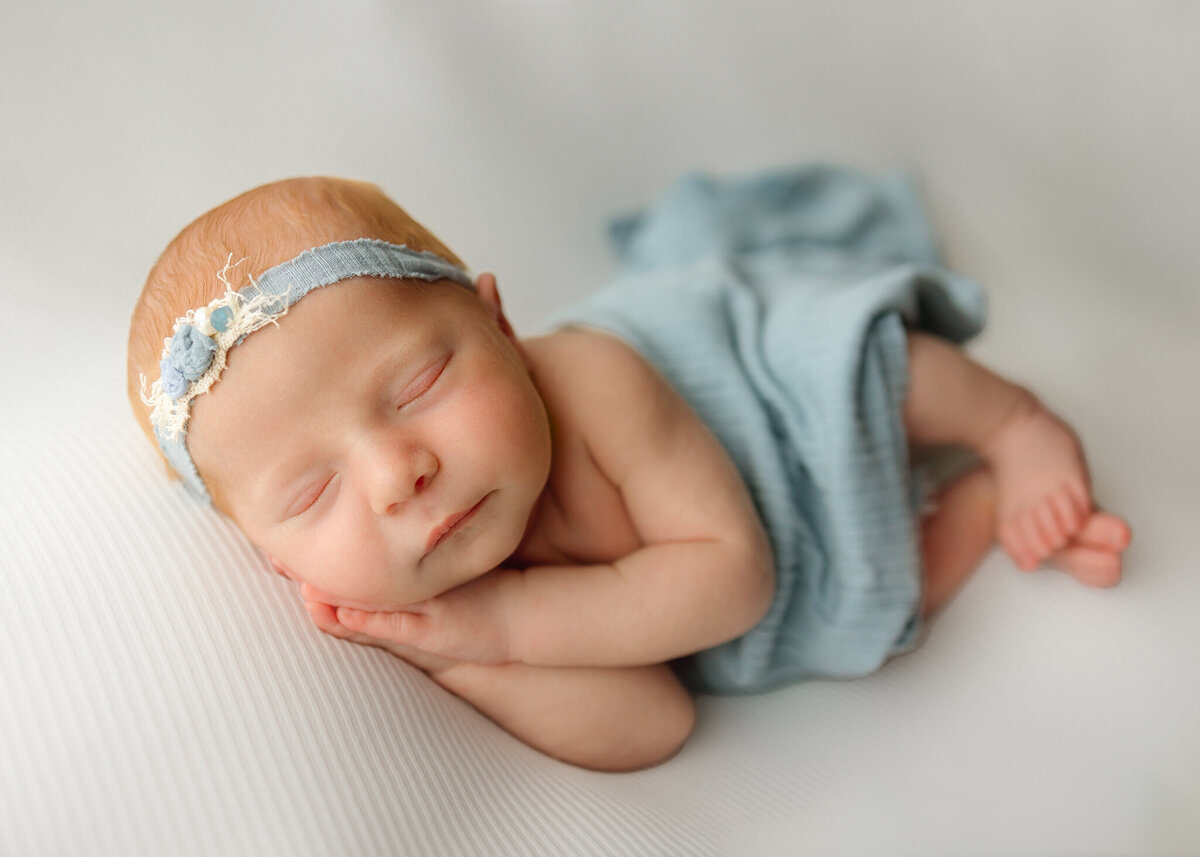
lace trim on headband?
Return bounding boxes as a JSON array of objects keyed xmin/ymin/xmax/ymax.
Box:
[{"xmin": 139, "ymin": 256, "xmax": 289, "ymax": 443}]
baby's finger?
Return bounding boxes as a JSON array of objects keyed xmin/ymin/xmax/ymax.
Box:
[
  {"xmin": 326, "ymin": 608, "xmax": 464, "ymax": 672},
  {"xmin": 300, "ymin": 582, "xmax": 351, "ymax": 606},
  {"xmin": 306, "ymin": 601, "xmax": 395, "ymax": 649},
  {"xmin": 304, "ymin": 600, "xmax": 349, "ymax": 637},
  {"xmin": 337, "ymin": 607, "xmax": 430, "ymax": 648},
  {"xmin": 304, "ymin": 599, "xmax": 332, "ymax": 624}
]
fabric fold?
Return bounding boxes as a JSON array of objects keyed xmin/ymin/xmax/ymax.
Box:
[{"xmin": 544, "ymin": 164, "xmax": 987, "ymax": 694}]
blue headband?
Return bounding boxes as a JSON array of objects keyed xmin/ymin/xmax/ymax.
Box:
[{"xmin": 141, "ymin": 238, "xmax": 474, "ymax": 504}]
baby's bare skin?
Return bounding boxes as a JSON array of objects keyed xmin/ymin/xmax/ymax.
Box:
[
  {"xmin": 980, "ymin": 393, "xmax": 1130, "ymax": 583},
  {"xmin": 223, "ymin": 284, "xmax": 773, "ymax": 770},
  {"xmin": 297, "ymin": 322, "xmax": 767, "ymax": 770},
  {"xmin": 132, "ymin": 177, "xmax": 1132, "ymax": 773},
  {"xmin": 304, "ymin": 323, "xmax": 1132, "ymax": 772},
  {"xmin": 313, "ymin": 324, "xmax": 777, "ymax": 668},
  {"xmin": 181, "ymin": 271, "xmax": 734, "ymax": 770},
  {"xmin": 904, "ymin": 331, "xmax": 1131, "ymax": 613},
  {"xmin": 213, "ymin": 276, "xmax": 1131, "ymax": 772},
  {"xmin": 919, "ymin": 466, "xmax": 1130, "ymax": 617}
]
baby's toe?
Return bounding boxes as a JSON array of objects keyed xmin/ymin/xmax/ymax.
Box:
[
  {"xmin": 1051, "ymin": 491, "xmax": 1086, "ymax": 538},
  {"xmin": 1049, "ymin": 544, "xmax": 1122, "ymax": 588},
  {"xmin": 1075, "ymin": 512, "xmax": 1132, "ymax": 552},
  {"xmin": 999, "ymin": 513, "xmax": 1041, "ymax": 570},
  {"xmin": 1017, "ymin": 507, "xmax": 1057, "ymax": 564},
  {"xmin": 1067, "ymin": 478, "xmax": 1092, "ymax": 519},
  {"xmin": 1034, "ymin": 502, "xmax": 1070, "ymax": 554}
]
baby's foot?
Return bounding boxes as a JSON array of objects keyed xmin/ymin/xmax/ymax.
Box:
[
  {"xmin": 1045, "ymin": 512, "xmax": 1132, "ymax": 588},
  {"xmin": 980, "ymin": 391, "xmax": 1094, "ymax": 571}
]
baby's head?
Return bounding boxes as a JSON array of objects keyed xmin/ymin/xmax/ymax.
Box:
[{"xmin": 128, "ymin": 178, "xmax": 552, "ymax": 607}]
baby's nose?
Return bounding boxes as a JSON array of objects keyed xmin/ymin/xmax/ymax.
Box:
[{"xmin": 367, "ymin": 442, "xmax": 438, "ymax": 516}]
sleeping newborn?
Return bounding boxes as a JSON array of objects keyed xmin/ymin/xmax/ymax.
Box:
[{"xmin": 127, "ymin": 165, "xmax": 1131, "ymax": 771}]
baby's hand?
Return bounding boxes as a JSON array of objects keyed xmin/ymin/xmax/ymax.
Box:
[
  {"xmin": 302, "ymin": 599, "xmax": 462, "ymax": 674},
  {"xmin": 300, "ymin": 568, "xmax": 523, "ymax": 666}
]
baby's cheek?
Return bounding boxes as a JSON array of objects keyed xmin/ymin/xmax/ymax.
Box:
[{"xmin": 301, "ymin": 542, "xmax": 398, "ymax": 605}]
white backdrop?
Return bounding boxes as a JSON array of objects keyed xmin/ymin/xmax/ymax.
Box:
[{"xmin": 2, "ymin": 2, "xmax": 1198, "ymax": 855}]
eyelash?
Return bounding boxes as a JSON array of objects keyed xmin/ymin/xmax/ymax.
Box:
[
  {"xmin": 398, "ymin": 355, "xmax": 449, "ymax": 410},
  {"xmin": 292, "ymin": 475, "xmax": 334, "ymax": 518}
]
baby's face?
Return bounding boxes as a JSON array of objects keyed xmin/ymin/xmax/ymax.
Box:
[{"xmin": 188, "ymin": 276, "xmax": 551, "ymax": 609}]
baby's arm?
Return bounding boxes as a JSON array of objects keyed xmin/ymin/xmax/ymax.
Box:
[
  {"xmin": 325, "ymin": 331, "xmax": 774, "ymax": 669},
  {"xmin": 305, "ymin": 600, "xmax": 693, "ymax": 771},
  {"xmin": 508, "ymin": 330, "xmax": 775, "ymax": 667},
  {"xmin": 431, "ymin": 660, "xmax": 695, "ymax": 772}
]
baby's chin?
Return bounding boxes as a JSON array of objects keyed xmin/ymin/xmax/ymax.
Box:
[
  {"xmin": 416, "ymin": 556, "xmax": 501, "ymax": 600},
  {"xmin": 367, "ymin": 558, "xmax": 498, "ymax": 609}
]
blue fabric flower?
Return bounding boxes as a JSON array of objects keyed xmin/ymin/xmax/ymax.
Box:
[
  {"xmin": 160, "ymin": 358, "xmax": 189, "ymax": 400},
  {"xmin": 168, "ymin": 324, "xmax": 216, "ymax": 381}
]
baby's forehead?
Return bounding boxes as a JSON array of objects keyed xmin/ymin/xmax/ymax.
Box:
[
  {"xmin": 326, "ymin": 274, "xmax": 477, "ymax": 315},
  {"xmin": 197, "ymin": 275, "xmax": 476, "ymax": 416}
]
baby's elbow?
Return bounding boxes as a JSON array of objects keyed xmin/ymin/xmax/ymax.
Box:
[
  {"xmin": 636, "ymin": 684, "xmax": 696, "ymax": 770},
  {"xmin": 582, "ymin": 688, "xmax": 696, "ymax": 773},
  {"xmin": 555, "ymin": 668, "xmax": 696, "ymax": 773},
  {"xmin": 631, "ymin": 692, "xmax": 696, "ymax": 771}
]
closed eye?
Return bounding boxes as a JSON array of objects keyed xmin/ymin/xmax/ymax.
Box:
[
  {"xmin": 398, "ymin": 354, "xmax": 449, "ymax": 410},
  {"xmin": 287, "ymin": 473, "xmax": 336, "ymax": 519}
]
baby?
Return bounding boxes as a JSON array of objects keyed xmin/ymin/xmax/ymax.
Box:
[{"xmin": 127, "ymin": 167, "xmax": 1131, "ymax": 772}]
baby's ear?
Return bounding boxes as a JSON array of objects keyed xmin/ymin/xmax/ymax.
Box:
[{"xmin": 474, "ymin": 272, "xmax": 517, "ymax": 340}]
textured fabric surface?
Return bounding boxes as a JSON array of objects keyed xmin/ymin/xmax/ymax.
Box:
[{"xmin": 547, "ymin": 165, "xmax": 987, "ymax": 693}]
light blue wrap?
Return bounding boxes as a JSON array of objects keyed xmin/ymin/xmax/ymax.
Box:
[{"xmin": 543, "ymin": 164, "xmax": 988, "ymax": 695}]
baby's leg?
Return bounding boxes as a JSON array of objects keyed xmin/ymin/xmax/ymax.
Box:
[
  {"xmin": 920, "ymin": 466, "xmax": 996, "ymax": 617},
  {"xmin": 919, "ymin": 466, "xmax": 1128, "ymax": 614},
  {"xmin": 902, "ymin": 331, "xmax": 1131, "ymax": 584}
]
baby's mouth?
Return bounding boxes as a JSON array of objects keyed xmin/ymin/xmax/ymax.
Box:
[{"xmin": 424, "ymin": 492, "xmax": 491, "ymax": 555}]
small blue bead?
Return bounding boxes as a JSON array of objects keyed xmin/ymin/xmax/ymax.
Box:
[{"xmin": 210, "ymin": 306, "xmax": 233, "ymax": 332}]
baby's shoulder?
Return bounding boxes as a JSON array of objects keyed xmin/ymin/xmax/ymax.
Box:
[
  {"xmin": 522, "ymin": 326, "xmax": 706, "ymax": 490},
  {"xmin": 522, "ymin": 327, "xmax": 665, "ymax": 420},
  {"xmin": 522, "ymin": 325, "xmax": 642, "ymax": 370}
]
